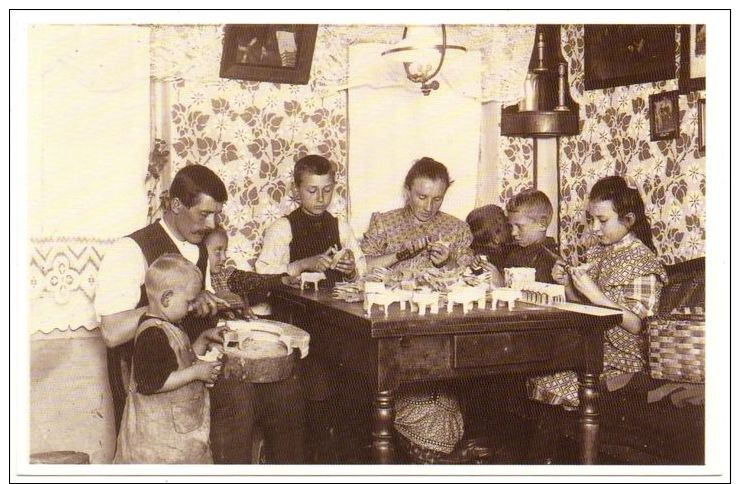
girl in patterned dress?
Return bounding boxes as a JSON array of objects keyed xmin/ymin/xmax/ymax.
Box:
[{"xmin": 527, "ymin": 176, "xmax": 667, "ymax": 408}]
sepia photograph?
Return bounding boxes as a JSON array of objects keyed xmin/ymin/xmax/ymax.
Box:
[
  {"xmin": 220, "ymin": 24, "xmax": 317, "ymax": 84},
  {"xmin": 679, "ymin": 24, "xmax": 707, "ymax": 93},
  {"xmin": 648, "ymin": 90, "xmax": 680, "ymax": 141},
  {"xmin": 10, "ymin": 9, "xmax": 729, "ymax": 482}
]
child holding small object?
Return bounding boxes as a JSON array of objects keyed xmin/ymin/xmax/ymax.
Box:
[
  {"xmin": 114, "ymin": 254, "xmax": 224, "ymax": 464},
  {"xmin": 466, "ymin": 204, "xmax": 513, "ymax": 270},
  {"xmin": 204, "ymin": 227, "xmax": 287, "ymax": 317},
  {"xmin": 256, "ymin": 154, "xmax": 366, "ymax": 286},
  {"xmin": 255, "ymin": 154, "xmax": 366, "ymax": 462},
  {"xmin": 528, "ymin": 176, "xmax": 667, "ymax": 409},
  {"xmin": 489, "ymin": 189, "xmax": 559, "ymax": 286},
  {"xmin": 202, "ymin": 227, "xmax": 308, "ymax": 463}
]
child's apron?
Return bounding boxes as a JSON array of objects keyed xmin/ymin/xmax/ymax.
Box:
[{"xmin": 113, "ymin": 317, "xmax": 212, "ymax": 464}]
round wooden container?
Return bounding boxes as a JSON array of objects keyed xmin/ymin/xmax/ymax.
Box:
[{"xmin": 222, "ymin": 337, "xmax": 296, "ymax": 383}]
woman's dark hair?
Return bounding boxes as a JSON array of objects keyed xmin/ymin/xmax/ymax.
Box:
[
  {"xmin": 589, "ymin": 176, "xmax": 656, "ymax": 253},
  {"xmin": 170, "ymin": 164, "xmax": 227, "ymax": 207},
  {"xmin": 403, "ymin": 157, "xmax": 452, "ymax": 189},
  {"xmin": 293, "ymin": 155, "xmax": 336, "ymax": 187}
]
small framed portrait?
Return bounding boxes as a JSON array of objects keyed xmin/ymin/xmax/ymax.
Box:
[
  {"xmin": 649, "ymin": 90, "xmax": 680, "ymax": 141},
  {"xmin": 697, "ymin": 97, "xmax": 706, "ymax": 155},
  {"xmin": 678, "ymin": 24, "xmax": 706, "ymax": 94},
  {"xmin": 220, "ymin": 24, "xmax": 318, "ymax": 85},
  {"xmin": 584, "ymin": 25, "xmax": 676, "ymax": 91}
]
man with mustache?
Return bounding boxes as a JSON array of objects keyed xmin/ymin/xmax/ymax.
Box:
[
  {"xmin": 96, "ymin": 165, "xmax": 305, "ymax": 463},
  {"xmin": 96, "ymin": 165, "xmax": 228, "ymax": 436}
]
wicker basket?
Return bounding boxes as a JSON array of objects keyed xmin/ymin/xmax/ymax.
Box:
[{"xmin": 647, "ymin": 312, "xmax": 705, "ymax": 383}]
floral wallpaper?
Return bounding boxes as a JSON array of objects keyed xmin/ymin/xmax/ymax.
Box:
[
  {"xmin": 168, "ymin": 80, "xmax": 348, "ymax": 270},
  {"xmin": 149, "ymin": 24, "xmax": 536, "ymax": 271},
  {"xmin": 148, "ymin": 24, "xmax": 704, "ymax": 271},
  {"xmin": 559, "ymin": 25, "xmax": 705, "ymax": 264},
  {"xmin": 495, "ymin": 25, "xmax": 705, "ymax": 265}
]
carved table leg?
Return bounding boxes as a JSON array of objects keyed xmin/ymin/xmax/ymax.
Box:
[
  {"xmin": 578, "ymin": 372, "xmax": 600, "ymax": 464},
  {"xmin": 371, "ymin": 390, "xmax": 396, "ymax": 464}
]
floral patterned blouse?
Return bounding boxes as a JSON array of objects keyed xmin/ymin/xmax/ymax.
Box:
[{"xmin": 360, "ymin": 207, "xmax": 474, "ymax": 272}]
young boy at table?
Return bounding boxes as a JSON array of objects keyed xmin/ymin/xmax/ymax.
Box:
[
  {"xmin": 114, "ymin": 254, "xmax": 223, "ymax": 464},
  {"xmin": 255, "ymin": 154, "xmax": 366, "ymax": 462},
  {"xmin": 256, "ymin": 154, "xmax": 366, "ymax": 284},
  {"xmin": 488, "ymin": 189, "xmax": 559, "ymax": 286}
]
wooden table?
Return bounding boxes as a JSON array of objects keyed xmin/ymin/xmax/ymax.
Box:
[{"xmin": 271, "ymin": 287, "xmax": 622, "ymax": 464}]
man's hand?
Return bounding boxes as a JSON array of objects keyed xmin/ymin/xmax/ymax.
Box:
[{"xmin": 188, "ymin": 291, "xmax": 230, "ymax": 318}]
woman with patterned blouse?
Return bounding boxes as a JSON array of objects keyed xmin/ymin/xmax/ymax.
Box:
[
  {"xmin": 360, "ymin": 157, "xmax": 473, "ymax": 460},
  {"xmin": 360, "ymin": 157, "xmax": 474, "ymax": 273}
]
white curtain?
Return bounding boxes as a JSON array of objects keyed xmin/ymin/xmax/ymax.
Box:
[
  {"xmin": 347, "ymin": 43, "xmax": 482, "ymax": 237},
  {"xmin": 28, "ymin": 25, "xmax": 150, "ymax": 332}
]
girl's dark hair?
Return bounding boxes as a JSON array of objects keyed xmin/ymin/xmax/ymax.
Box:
[
  {"xmin": 403, "ymin": 157, "xmax": 452, "ymax": 189},
  {"xmin": 293, "ymin": 155, "xmax": 336, "ymax": 187},
  {"xmin": 589, "ymin": 176, "xmax": 656, "ymax": 253}
]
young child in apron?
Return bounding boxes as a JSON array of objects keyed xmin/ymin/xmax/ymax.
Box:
[{"xmin": 114, "ymin": 254, "xmax": 224, "ymax": 464}]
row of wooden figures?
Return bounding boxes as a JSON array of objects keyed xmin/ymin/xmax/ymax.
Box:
[{"xmin": 362, "ymin": 282, "xmax": 566, "ymax": 317}]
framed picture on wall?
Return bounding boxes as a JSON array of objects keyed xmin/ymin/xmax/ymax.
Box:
[
  {"xmin": 649, "ymin": 90, "xmax": 680, "ymax": 141},
  {"xmin": 698, "ymin": 97, "xmax": 706, "ymax": 155},
  {"xmin": 678, "ymin": 24, "xmax": 706, "ymax": 94},
  {"xmin": 584, "ymin": 25, "xmax": 676, "ymax": 91},
  {"xmin": 220, "ymin": 24, "xmax": 318, "ymax": 84}
]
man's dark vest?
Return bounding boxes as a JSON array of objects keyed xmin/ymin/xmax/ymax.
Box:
[
  {"xmin": 286, "ymin": 208, "xmax": 343, "ymax": 285},
  {"xmin": 106, "ymin": 221, "xmax": 209, "ymax": 434}
]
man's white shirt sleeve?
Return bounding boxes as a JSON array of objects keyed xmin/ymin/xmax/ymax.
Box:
[{"xmin": 94, "ymin": 237, "xmax": 148, "ymax": 319}]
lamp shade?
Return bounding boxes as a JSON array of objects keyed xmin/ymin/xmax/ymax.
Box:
[{"xmin": 382, "ymin": 25, "xmax": 466, "ymax": 93}]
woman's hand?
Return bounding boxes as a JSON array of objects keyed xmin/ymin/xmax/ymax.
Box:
[
  {"xmin": 479, "ymin": 262, "xmax": 504, "ymax": 286},
  {"xmin": 428, "ymin": 242, "xmax": 451, "ymax": 267}
]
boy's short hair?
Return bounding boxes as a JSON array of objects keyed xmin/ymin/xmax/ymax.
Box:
[
  {"xmin": 293, "ymin": 155, "xmax": 336, "ymax": 187},
  {"xmin": 506, "ymin": 189, "xmax": 553, "ymax": 226},
  {"xmin": 145, "ymin": 253, "xmax": 202, "ymax": 302},
  {"xmin": 204, "ymin": 225, "xmax": 228, "ymax": 245}
]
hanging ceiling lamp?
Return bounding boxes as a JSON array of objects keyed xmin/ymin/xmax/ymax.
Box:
[{"xmin": 381, "ymin": 25, "xmax": 466, "ymax": 95}]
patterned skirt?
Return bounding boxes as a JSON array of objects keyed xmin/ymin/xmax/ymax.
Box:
[
  {"xmin": 527, "ymin": 325, "xmax": 645, "ymax": 408},
  {"xmin": 394, "ymin": 384, "xmax": 464, "ymax": 455}
]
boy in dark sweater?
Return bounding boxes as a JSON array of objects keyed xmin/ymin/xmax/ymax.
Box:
[{"xmin": 491, "ymin": 189, "xmax": 558, "ymax": 285}]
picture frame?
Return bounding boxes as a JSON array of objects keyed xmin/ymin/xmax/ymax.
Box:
[
  {"xmin": 678, "ymin": 24, "xmax": 706, "ymax": 94},
  {"xmin": 648, "ymin": 90, "xmax": 680, "ymax": 142},
  {"xmin": 584, "ymin": 25, "xmax": 676, "ymax": 91},
  {"xmin": 697, "ymin": 97, "xmax": 706, "ymax": 155},
  {"xmin": 220, "ymin": 24, "xmax": 318, "ymax": 85}
]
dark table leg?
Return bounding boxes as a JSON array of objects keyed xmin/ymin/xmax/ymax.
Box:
[
  {"xmin": 578, "ymin": 372, "xmax": 600, "ymax": 464},
  {"xmin": 371, "ymin": 390, "xmax": 396, "ymax": 464}
]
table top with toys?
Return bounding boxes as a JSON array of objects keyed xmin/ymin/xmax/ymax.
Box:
[{"xmin": 274, "ymin": 264, "xmax": 622, "ymax": 338}]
